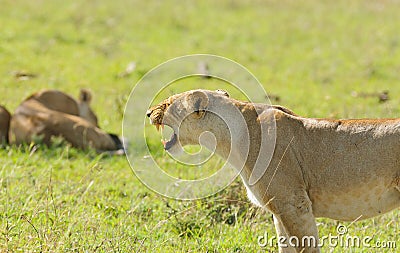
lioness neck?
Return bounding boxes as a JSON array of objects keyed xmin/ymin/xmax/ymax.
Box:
[{"xmin": 208, "ymin": 100, "xmax": 271, "ymax": 179}]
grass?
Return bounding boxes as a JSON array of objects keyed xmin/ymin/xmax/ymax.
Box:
[{"xmin": 0, "ymin": 0, "xmax": 399, "ymax": 252}]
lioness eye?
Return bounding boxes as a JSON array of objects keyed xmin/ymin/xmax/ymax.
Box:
[{"xmin": 196, "ymin": 109, "xmax": 205, "ymax": 115}]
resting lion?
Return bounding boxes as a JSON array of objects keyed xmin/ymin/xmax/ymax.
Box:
[
  {"xmin": 146, "ymin": 89, "xmax": 400, "ymax": 253},
  {"xmin": 0, "ymin": 105, "xmax": 11, "ymax": 145},
  {"xmin": 1, "ymin": 89, "xmax": 123, "ymax": 152}
]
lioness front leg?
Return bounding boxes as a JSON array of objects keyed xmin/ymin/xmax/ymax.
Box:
[
  {"xmin": 271, "ymin": 192, "xmax": 320, "ymax": 253},
  {"xmin": 274, "ymin": 213, "xmax": 319, "ymax": 253},
  {"xmin": 273, "ymin": 215, "xmax": 296, "ymax": 253}
]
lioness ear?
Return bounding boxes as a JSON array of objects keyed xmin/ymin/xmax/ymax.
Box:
[
  {"xmin": 184, "ymin": 90, "xmax": 209, "ymax": 118},
  {"xmin": 216, "ymin": 89, "xmax": 229, "ymax": 97},
  {"xmin": 80, "ymin": 89, "xmax": 92, "ymax": 104}
]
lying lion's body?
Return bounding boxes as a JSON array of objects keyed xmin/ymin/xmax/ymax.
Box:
[
  {"xmin": 147, "ymin": 89, "xmax": 399, "ymax": 253},
  {"xmin": 0, "ymin": 105, "xmax": 11, "ymax": 145},
  {"xmin": 8, "ymin": 89, "xmax": 120, "ymax": 151}
]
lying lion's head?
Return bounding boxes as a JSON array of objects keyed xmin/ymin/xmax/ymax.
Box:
[{"xmin": 146, "ymin": 89, "xmax": 232, "ymax": 153}]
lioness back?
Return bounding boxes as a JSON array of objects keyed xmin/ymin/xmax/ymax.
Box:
[
  {"xmin": 26, "ymin": 89, "xmax": 98, "ymax": 126},
  {"xmin": 27, "ymin": 90, "xmax": 80, "ymax": 117}
]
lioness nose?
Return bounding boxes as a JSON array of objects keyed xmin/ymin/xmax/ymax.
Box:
[{"xmin": 146, "ymin": 110, "xmax": 152, "ymax": 117}]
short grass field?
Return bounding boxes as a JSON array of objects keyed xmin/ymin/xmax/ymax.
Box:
[{"xmin": 1, "ymin": 0, "xmax": 399, "ymax": 252}]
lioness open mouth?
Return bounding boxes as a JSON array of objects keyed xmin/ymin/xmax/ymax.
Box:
[
  {"xmin": 153, "ymin": 123, "xmax": 177, "ymax": 150},
  {"xmin": 162, "ymin": 132, "xmax": 177, "ymax": 150},
  {"xmin": 146, "ymin": 97, "xmax": 181, "ymax": 151}
]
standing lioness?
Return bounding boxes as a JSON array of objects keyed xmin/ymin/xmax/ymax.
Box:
[{"xmin": 146, "ymin": 89, "xmax": 399, "ymax": 253}]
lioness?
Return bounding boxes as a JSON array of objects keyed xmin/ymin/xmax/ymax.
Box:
[
  {"xmin": 8, "ymin": 89, "xmax": 123, "ymax": 152},
  {"xmin": 146, "ymin": 89, "xmax": 400, "ymax": 253}
]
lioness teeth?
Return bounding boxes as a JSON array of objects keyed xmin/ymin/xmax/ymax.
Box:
[{"xmin": 155, "ymin": 123, "xmax": 164, "ymax": 132}]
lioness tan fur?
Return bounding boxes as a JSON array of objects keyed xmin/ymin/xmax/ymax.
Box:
[
  {"xmin": 9, "ymin": 89, "xmax": 120, "ymax": 151},
  {"xmin": 147, "ymin": 89, "xmax": 400, "ymax": 253},
  {"xmin": 0, "ymin": 105, "xmax": 11, "ymax": 145}
]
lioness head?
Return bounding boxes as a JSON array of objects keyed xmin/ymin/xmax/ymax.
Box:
[{"xmin": 146, "ymin": 89, "xmax": 233, "ymax": 154}]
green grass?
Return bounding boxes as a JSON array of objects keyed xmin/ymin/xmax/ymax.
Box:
[{"xmin": 0, "ymin": 0, "xmax": 399, "ymax": 252}]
